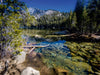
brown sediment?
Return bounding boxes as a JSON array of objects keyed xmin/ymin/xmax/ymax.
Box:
[{"xmin": 23, "ymin": 53, "xmax": 57, "ymax": 75}]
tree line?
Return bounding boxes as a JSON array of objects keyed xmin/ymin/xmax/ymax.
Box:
[
  {"xmin": 73, "ymin": 0, "xmax": 100, "ymax": 34},
  {"xmin": 37, "ymin": 12, "xmax": 68, "ymax": 30},
  {"xmin": 66, "ymin": 0, "xmax": 100, "ymax": 34},
  {"xmin": 36, "ymin": 0, "xmax": 100, "ymax": 35}
]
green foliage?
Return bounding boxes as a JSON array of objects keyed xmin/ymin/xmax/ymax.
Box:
[
  {"xmin": 0, "ymin": 0, "xmax": 26, "ymax": 16},
  {"xmin": 87, "ymin": 0, "xmax": 100, "ymax": 33},
  {"xmin": 0, "ymin": 0, "xmax": 38, "ymax": 57},
  {"xmin": 72, "ymin": 12, "xmax": 77, "ymax": 28},
  {"xmin": 20, "ymin": 9, "xmax": 37, "ymax": 27},
  {"xmin": 0, "ymin": 13, "xmax": 24, "ymax": 53},
  {"xmin": 81, "ymin": 6, "xmax": 90, "ymax": 34},
  {"xmin": 0, "ymin": 0, "xmax": 27, "ymax": 57},
  {"xmin": 37, "ymin": 12, "xmax": 68, "ymax": 29},
  {"xmin": 66, "ymin": 11, "xmax": 77, "ymax": 32},
  {"xmin": 64, "ymin": 0, "xmax": 100, "ymax": 34},
  {"xmin": 74, "ymin": 0, "xmax": 84, "ymax": 33}
]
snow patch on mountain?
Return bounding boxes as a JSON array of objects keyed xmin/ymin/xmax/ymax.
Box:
[
  {"xmin": 28, "ymin": 7, "xmax": 62, "ymax": 19},
  {"xmin": 28, "ymin": 7, "xmax": 35, "ymax": 14},
  {"xmin": 45, "ymin": 10, "xmax": 56, "ymax": 15}
]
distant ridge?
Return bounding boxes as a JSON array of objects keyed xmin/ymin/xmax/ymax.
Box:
[{"xmin": 28, "ymin": 7, "xmax": 62, "ymax": 19}]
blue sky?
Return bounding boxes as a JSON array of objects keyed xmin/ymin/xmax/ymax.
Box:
[{"xmin": 21, "ymin": 0, "xmax": 87, "ymax": 12}]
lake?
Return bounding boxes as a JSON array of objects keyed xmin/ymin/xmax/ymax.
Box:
[{"xmin": 23, "ymin": 29, "xmax": 99, "ymax": 75}]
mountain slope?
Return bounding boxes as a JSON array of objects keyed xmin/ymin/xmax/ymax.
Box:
[{"xmin": 28, "ymin": 7, "xmax": 62, "ymax": 19}]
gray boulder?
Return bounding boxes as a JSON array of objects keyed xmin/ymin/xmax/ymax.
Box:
[
  {"xmin": 21, "ymin": 67, "xmax": 40, "ymax": 75},
  {"xmin": 14, "ymin": 51, "xmax": 26, "ymax": 64}
]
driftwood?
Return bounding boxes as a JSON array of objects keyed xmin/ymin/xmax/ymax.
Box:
[
  {"xmin": 24, "ymin": 44, "xmax": 49, "ymax": 48},
  {"xmin": 23, "ymin": 44, "xmax": 49, "ymax": 54},
  {"xmin": 28, "ymin": 47, "xmax": 35, "ymax": 54}
]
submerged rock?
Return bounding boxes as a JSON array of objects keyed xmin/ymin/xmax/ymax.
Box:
[
  {"xmin": 21, "ymin": 67, "xmax": 40, "ymax": 75},
  {"xmin": 35, "ymin": 35, "xmax": 42, "ymax": 38},
  {"xmin": 14, "ymin": 51, "xmax": 26, "ymax": 64}
]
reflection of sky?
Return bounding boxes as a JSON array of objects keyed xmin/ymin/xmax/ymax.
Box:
[{"xmin": 20, "ymin": 0, "xmax": 77, "ymax": 12}]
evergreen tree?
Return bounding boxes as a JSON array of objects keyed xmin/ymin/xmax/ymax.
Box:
[
  {"xmin": 96, "ymin": 0, "xmax": 100, "ymax": 32},
  {"xmin": 87, "ymin": 0, "xmax": 98, "ymax": 33},
  {"xmin": 0, "ymin": 0, "xmax": 26, "ymax": 16},
  {"xmin": 69, "ymin": 10, "xmax": 73, "ymax": 29},
  {"xmin": 74, "ymin": 0, "xmax": 84, "ymax": 33},
  {"xmin": 82, "ymin": 6, "xmax": 90, "ymax": 34},
  {"xmin": 21, "ymin": 10, "xmax": 37, "ymax": 28},
  {"xmin": 66, "ymin": 11, "xmax": 77, "ymax": 32},
  {"xmin": 71, "ymin": 12, "xmax": 77, "ymax": 31},
  {"xmin": 66, "ymin": 11, "xmax": 73, "ymax": 31},
  {"xmin": 0, "ymin": 0, "xmax": 26, "ymax": 57}
]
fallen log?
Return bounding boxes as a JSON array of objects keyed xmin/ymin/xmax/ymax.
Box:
[
  {"xmin": 23, "ymin": 44, "xmax": 49, "ymax": 54},
  {"xmin": 23, "ymin": 44, "xmax": 49, "ymax": 48}
]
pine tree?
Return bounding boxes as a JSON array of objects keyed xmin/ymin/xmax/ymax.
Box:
[
  {"xmin": 87, "ymin": 0, "xmax": 98, "ymax": 33},
  {"xmin": 21, "ymin": 10, "xmax": 37, "ymax": 28},
  {"xmin": 66, "ymin": 10, "xmax": 73, "ymax": 31},
  {"xmin": 74, "ymin": 0, "xmax": 84, "ymax": 33},
  {"xmin": 82, "ymin": 6, "xmax": 90, "ymax": 34},
  {"xmin": 0, "ymin": 0, "xmax": 26, "ymax": 57},
  {"xmin": 72, "ymin": 12, "xmax": 77, "ymax": 29},
  {"xmin": 96, "ymin": 0, "xmax": 100, "ymax": 32}
]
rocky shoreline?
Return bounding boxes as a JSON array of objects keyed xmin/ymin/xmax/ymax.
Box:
[
  {"xmin": 0, "ymin": 50, "xmax": 40, "ymax": 75},
  {"xmin": 0, "ymin": 50, "xmax": 68, "ymax": 75}
]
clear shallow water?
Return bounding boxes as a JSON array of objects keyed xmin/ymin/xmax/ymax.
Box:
[
  {"xmin": 23, "ymin": 30, "xmax": 93, "ymax": 75},
  {"xmin": 34, "ymin": 40, "xmax": 71, "ymax": 58},
  {"xmin": 25, "ymin": 36, "xmax": 91, "ymax": 75}
]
